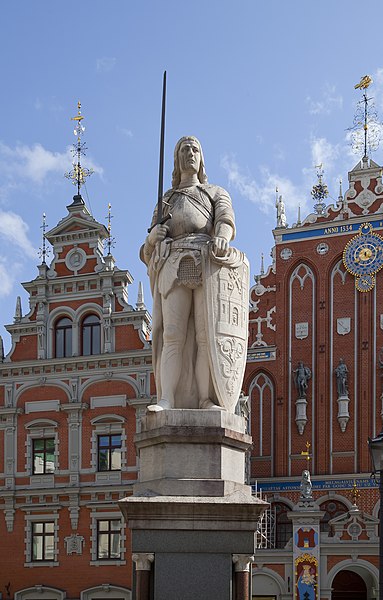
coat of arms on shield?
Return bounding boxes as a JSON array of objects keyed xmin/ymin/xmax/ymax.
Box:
[{"xmin": 202, "ymin": 245, "xmax": 249, "ymax": 413}]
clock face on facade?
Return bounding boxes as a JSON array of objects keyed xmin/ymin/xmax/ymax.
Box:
[{"xmin": 343, "ymin": 223, "xmax": 383, "ymax": 291}]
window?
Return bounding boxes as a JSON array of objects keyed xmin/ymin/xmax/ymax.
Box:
[
  {"xmin": 273, "ymin": 502, "xmax": 292, "ymax": 548},
  {"xmin": 82, "ymin": 314, "xmax": 101, "ymax": 356},
  {"xmin": 55, "ymin": 317, "xmax": 72, "ymax": 358},
  {"xmin": 32, "ymin": 522, "xmax": 55, "ymax": 561},
  {"xmin": 98, "ymin": 434, "xmax": 122, "ymax": 471},
  {"xmin": 32, "ymin": 438, "xmax": 55, "ymax": 474},
  {"xmin": 97, "ymin": 519, "xmax": 121, "ymax": 560}
]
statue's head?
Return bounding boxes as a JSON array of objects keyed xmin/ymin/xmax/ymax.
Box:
[{"xmin": 172, "ymin": 136, "xmax": 208, "ymax": 188}]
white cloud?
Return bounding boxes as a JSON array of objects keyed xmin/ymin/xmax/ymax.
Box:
[
  {"xmin": 221, "ymin": 155, "xmax": 308, "ymax": 222},
  {"xmin": 0, "ymin": 142, "xmax": 103, "ymax": 187},
  {"xmin": 306, "ymin": 83, "xmax": 343, "ymax": 115},
  {"xmin": 0, "ymin": 210, "xmax": 36, "ymax": 258},
  {"xmin": 119, "ymin": 127, "xmax": 133, "ymax": 138},
  {"xmin": 308, "ymin": 136, "xmax": 341, "ymax": 172},
  {"xmin": 0, "ymin": 259, "xmax": 16, "ymax": 297},
  {"xmin": 96, "ymin": 57, "xmax": 116, "ymax": 72}
]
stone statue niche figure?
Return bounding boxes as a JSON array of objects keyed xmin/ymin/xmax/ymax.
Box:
[
  {"xmin": 335, "ymin": 358, "xmax": 348, "ymax": 398},
  {"xmin": 140, "ymin": 136, "xmax": 249, "ymax": 413},
  {"xmin": 300, "ymin": 469, "xmax": 312, "ymax": 500},
  {"xmin": 293, "ymin": 361, "xmax": 311, "ymax": 399},
  {"xmin": 276, "ymin": 194, "xmax": 287, "ymax": 228}
]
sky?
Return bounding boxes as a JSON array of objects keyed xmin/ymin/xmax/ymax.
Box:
[{"xmin": 0, "ymin": 0, "xmax": 383, "ymax": 352}]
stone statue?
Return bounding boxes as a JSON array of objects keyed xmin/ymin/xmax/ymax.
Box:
[
  {"xmin": 276, "ymin": 194, "xmax": 287, "ymax": 228},
  {"xmin": 294, "ymin": 361, "xmax": 311, "ymax": 398},
  {"xmin": 335, "ymin": 358, "xmax": 348, "ymax": 397},
  {"xmin": 141, "ymin": 136, "xmax": 249, "ymax": 413},
  {"xmin": 300, "ymin": 469, "xmax": 312, "ymax": 500}
]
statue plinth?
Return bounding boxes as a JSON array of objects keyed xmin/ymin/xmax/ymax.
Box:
[
  {"xmin": 133, "ymin": 409, "xmax": 252, "ymax": 497},
  {"xmin": 119, "ymin": 409, "xmax": 267, "ymax": 600}
]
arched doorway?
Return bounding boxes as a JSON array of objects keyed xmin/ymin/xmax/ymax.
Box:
[{"xmin": 332, "ymin": 569, "xmax": 367, "ymax": 599}]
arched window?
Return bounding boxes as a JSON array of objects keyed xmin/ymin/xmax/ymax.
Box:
[
  {"xmin": 82, "ymin": 314, "xmax": 101, "ymax": 356},
  {"xmin": 319, "ymin": 499, "xmax": 348, "ymax": 535},
  {"xmin": 273, "ymin": 501, "xmax": 292, "ymax": 548},
  {"xmin": 55, "ymin": 317, "xmax": 72, "ymax": 358}
]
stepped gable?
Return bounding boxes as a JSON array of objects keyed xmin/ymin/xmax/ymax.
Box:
[{"xmin": 5, "ymin": 195, "xmax": 151, "ymax": 362}]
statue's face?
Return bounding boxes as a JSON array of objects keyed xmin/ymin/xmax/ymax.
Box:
[{"xmin": 178, "ymin": 139, "xmax": 201, "ymax": 175}]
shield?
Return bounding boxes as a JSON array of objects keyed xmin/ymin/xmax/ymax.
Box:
[{"xmin": 202, "ymin": 245, "xmax": 249, "ymax": 412}]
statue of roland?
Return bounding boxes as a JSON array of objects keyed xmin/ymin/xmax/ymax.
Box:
[{"xmin": 140, "ymin": 136, "xmax": 249, "ymax": 413}]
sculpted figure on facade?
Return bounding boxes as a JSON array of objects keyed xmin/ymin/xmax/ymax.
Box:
[
  {"xmin": 335, "ymin": 358, "xmax": 348, "ymax": 397},
  {"xmin": 276, "ymin": 194, "xmax": 287, "ymax": 228},
  {"xmin": 294, "ymin": 361, "xmax": 311, "ymax": 398},
  {"xmin": 141, "ymin": 136, "xmax": 249, "ymax": 413},
  {"xmin": 300, "ymin": 469, "xmax": 312, "ymax": 500}
]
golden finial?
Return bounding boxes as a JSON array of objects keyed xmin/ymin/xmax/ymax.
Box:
[
  {"xmin": 351, "ymin": 480, "xmax": 361, "ymax": 506},
  {"xmin": 65, "ymin": 100, "xmax": 94, "ymax": 200},
  {"xmin": 300, "ymin": 441, "xmax": 311, "ymax": 470},
  {"xmin": 355, "ymin": 75, "xmax": 373, "ymax": 90}
]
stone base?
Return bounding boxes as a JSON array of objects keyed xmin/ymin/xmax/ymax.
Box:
[
  {"xmin": 119, "ymin": 492, "xmax": 267, "ymax": 600},
  {"xmin": 134, "ymin": 409, "xmax": 252, "ymax": 497}
]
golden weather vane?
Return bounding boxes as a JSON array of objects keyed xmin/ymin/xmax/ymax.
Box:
[
  {"xmin": 300, "ymin": 441, "xmax": 311, "ymax": 470},
  {"xmin": 349, "ymin": 75, "xmax": 381, "ymax": 158},
  {"xmin": 64, "ymin": 100, "xmax": 94, "ymax": 199},
  {"xmin": 351, "ymin": 480, "xmax": 361, "ymax": 506}
]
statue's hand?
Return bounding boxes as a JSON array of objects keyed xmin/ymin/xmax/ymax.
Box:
[
  {"xmin": 148, "ymin": 223, "xmax": 169, "ymax": 246},
  {"xmin": 212, "ymin": 236, "xmax": 229, "ymax": 257}
]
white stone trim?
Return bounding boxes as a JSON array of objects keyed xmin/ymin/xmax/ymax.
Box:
[
  {"xmin": 288, "ymin": 263, "xmax": 316, "ymax": 473},
  {"xmin": 24, "ymin": 512, "xmax": 60, "ymax": 567},
  {"xmin": 15, "ymin": 586, "xmax": 66, "ymax": 600},
  {"xmin": 25, "ymin": 400, "xmax": 60, "ymax": 413},
  {"xmin": 89, "ymin": 510, "xmax": 126, "ymax": 565},
  {"xmin": 90, "ymin": 395, "xmax": 127, "ymax": 409},
  {"xmin": 90, "ymin": 417, "xmax": 126, "ymax": 474},
  {"xmin": 25, "ymin": 420, "xmax": 59, "ymax": 476},
  {"xmin": 81, "ymin": 585, "xmax": 131, "ymax": 600},
  {"xmin": 249, "ymin": 373, "xmax": 274, "ymax": 461}
]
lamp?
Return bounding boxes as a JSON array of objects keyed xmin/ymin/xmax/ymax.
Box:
[{"xmin": 368, "ymin": 430, "xmax": 383, "ymax": 600}]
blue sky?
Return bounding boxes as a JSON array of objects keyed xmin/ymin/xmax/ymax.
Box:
[{"xmin": 0, "ymin": 1, "xmax": 383, "ymax": 351}]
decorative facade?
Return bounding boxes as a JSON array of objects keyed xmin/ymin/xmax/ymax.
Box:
[
  {"xmin": 246, "ymin": 156, "xmax": 383, "ymax": 599},
  {"xmin": 0, "ymin": 193, "xmax": 152, "ymax": 600}
]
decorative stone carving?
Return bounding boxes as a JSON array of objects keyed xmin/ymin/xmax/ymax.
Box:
[
  {"xmin": 141, "ymin": 136, "xmax": 248, "ymax": 413},
  {"xmin": 232, "ymin": 554, "xmax": 254, "ymax": 572},
  {"xmin": 132, "ymin": 552, "xmax": 155, "ymax": 570},
  {"xmin": 276, "ymin": 194, "xmax": 287, "ymax": 228},
  {"xmin": 300, "ymin": 470, "xmax": 313, "ymax": 500},
  {"xmin": 335, "ymin": 359, "xmax": 350, "ymax": 432},
  {"xmin": 64, "ymin": 533, "xmax": 85, "ymax": 555},
  {"xmin": 294, "ymin": 362, "xmax": 311, "ymax": 399}
]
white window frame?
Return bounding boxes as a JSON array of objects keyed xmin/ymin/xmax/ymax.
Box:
[
  {"xmin": 81, "ymin": 585, "xmax": 131, "ymax": 600},
  {"xmin": 25, "ymin": 420, "xmax": 59, "ymax": 485},
  {"xmin": 90, "ymin": 510, "xmax": 126, "ymax": 566},
  {"xmin": 90, "ymin": 415, "xmax": 126, "ymax": 484},
  {"xmin": 24, "ymin": 512, "xmax": 59, "ymax": 567},
  {"xmin": 15, "ymin": 586, "xmax": 66, "ymax": 600}
]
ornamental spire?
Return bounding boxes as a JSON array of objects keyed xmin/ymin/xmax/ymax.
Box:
[
  {"xmin": 105, "ymin": 202, "xmax": 116, "ymax": 256},
  {"xmin": 38, "ymin": 212, "xmax": 50, "ymax": 265},
  {"xmin": 64, "ymin": 101, "xmax": 94, "ymax": 203},
  {"xmin": 348, "ymin": 75, "xmax": 381, "ymax": 158},
  {"xmin": 311, "ymin": 163, "xmax": 329, "ymax": 215}
]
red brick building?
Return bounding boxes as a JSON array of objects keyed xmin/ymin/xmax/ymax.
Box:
[
  {"xmin": 1, "ymin": 151, "xmax": 382, "ymax": 598},
  {"xmin": 0, "ymin": 194, "xmax": 152, "ymax": 600},
  {"xmin": 246, "ymin": 157, "xmax": 383, "ymax": 599}
]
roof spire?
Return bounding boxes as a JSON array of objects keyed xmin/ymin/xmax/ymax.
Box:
[
  {"xmin": 349, "ymin": 75, "xmax": 381, "ymax": 159},
  {"xmin": 338, "ymin": 178, "xmax": 343, "ymax": 204},
  {"xmin": 105, "ymin": 202, "xmax": 116, "ymax": 256},
  {"xmin": 64, "ymin": 100, "xmax": 94, "ymax": 204},
  {"xmin": 14, "ymin": 296, "xmax": 22, "ymax": 323},
  {"xmin": 136, "ymin": 281, "xmax": 146, "ymax": 310},
  {"xmin": 260, "ymin": 253, "xmax": 265, "ymax": 275},
  {"xmin": 37, "ymin": 212, "xmax": 50, "ymax": 265},
  {"xmin": 311, "ymin": 163, "xmax": 329, "ymax": 215},
  {"xmin": 297, "ymin": 204, "xmax": 302, "ymax": 226}
]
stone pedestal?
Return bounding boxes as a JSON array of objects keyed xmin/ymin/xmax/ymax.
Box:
[{"xmin": 119, "ymin": 410, "xmax": 267, "ymax": 600}]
